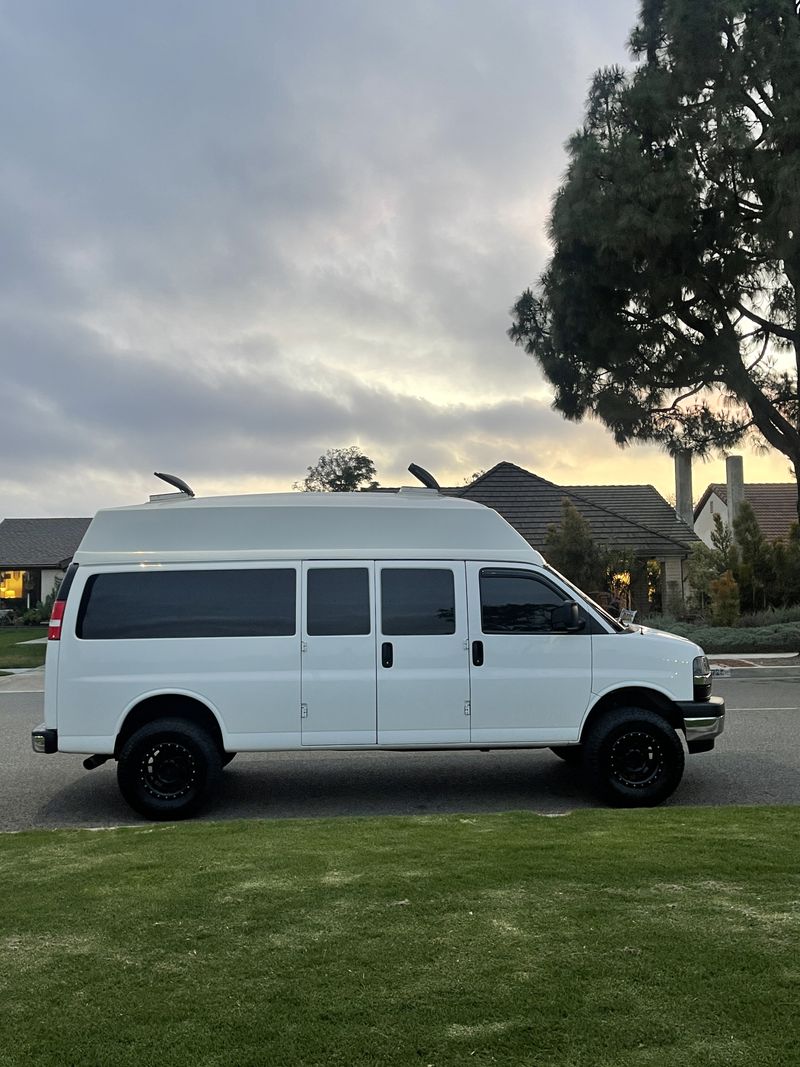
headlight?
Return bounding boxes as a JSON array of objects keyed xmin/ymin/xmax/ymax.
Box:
[{"xmin": 693, "ymin": 655, "xmax": 712, "ymax": 700}]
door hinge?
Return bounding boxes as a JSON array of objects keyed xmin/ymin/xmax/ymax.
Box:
[
  {"xmin": 463, "ymin": 638, "xmax": 469, "ymax": 652},
  {"xmin": 464, "ymin": 700, "xmax": 471, "ymax": 717},
  {"xmin": 300, "ymin": 703, "xmax": 308, "ymax": 719},
  {"xmin": 301, "ymin": 641, "xmax": 308, "ymax": 653}
]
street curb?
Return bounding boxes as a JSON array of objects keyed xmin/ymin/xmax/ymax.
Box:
[{"xmin": 711, "ymin": 665, "xmax": 800, "ymax": 680}]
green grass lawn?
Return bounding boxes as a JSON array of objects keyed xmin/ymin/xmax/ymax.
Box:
[
  {"xmin": 0, "ymin": 626, "xmax": 46, "ymax": 668},
  {"xmin": 1, "ymin": 808, "xmax": 798, "ymax": 1066}
]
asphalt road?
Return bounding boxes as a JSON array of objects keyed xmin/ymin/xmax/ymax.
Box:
[{"xmin": 0, "ymin": 675, "xmax": 797, "ymax": 831}]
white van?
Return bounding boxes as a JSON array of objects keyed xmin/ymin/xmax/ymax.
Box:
[{"xmin": 32, "ymin": 475, "xmax": 724, "ymax": 819}]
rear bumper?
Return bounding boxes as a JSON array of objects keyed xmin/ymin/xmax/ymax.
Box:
[
  {"xmin": 31, "ymin": 724, "xmax": 58, "ymax": 754},
  {"xmin": 676, "ymin": 696, "xmax": 725, "ymax": 752}
]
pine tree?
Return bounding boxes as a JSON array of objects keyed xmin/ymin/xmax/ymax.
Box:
[
  {"xmin": 732, "ymin": 500, "xmax": 775, "ymax": 610},
  {"xmin": 544, "ymin": 499, "xmax": 608, "ymax": 590},
  {"xmin": 509, "ymin": 1, "xmax": 800, "ymax": 519}
]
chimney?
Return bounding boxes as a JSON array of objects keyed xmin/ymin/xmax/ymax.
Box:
[
  {"xmin": 726, "ymin": 455, "xmax": 744, "ymax": 537},
  {"xmin": 674, "ymin": 451, "xmax": 694, "ymax": 529}
]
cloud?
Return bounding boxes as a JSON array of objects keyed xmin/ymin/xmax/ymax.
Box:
[{"xmin": 12, "ymin": 0, "xmax": 759, "ymax": 522}]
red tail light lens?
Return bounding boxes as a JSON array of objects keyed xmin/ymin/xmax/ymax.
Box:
[{"xmin": 48, "ymin": 599, "xmax": 66, "ymax": 641}]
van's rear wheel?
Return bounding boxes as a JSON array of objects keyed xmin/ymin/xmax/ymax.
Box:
[
  {"xmin": 583, "ymin": 707, "xmax": 684, "ymax": 807},
  {"xmin": 117, "ymin": 718, "xmax": 222, "ymax": 821}
]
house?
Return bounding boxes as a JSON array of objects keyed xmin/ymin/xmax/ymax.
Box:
[
  {"xmin": 449, "ymin": 463, "xmax": 698, "ymax": 615},
  {"xmin": 0, "ymin": 517, "xmax": 91, "ymax": 610},
  {"xmin": 693, "ymin": 482, "xmax": 797, "ymax": 547}
]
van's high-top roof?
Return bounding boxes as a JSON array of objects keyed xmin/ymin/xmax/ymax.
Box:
[{"xmin": 74, "ymin": 490, "xmax": 543, "ymax": 565}]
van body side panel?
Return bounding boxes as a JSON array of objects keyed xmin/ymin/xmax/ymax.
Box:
[
  {"xmin": 55, "ymin": 563, "xmax": 302, "ymax": 752},
  {"xmin": 590, "ymin": 633, "xmax": 694, "ymax": 703},
  {"xmin": 300, "ymin": 561, "xmax": 377, "ymax": 746},
  {"xmin": 465, "ymin": 563, "xmax": 592, "ymax": 743},
  {"xmin": 467, "ymin": 634, "xmax": 590, "ymax": 743},
  {"xmin": 43, "ymin": 642, "xmax": 60, "ymax": 731},
  {"xmin": 376, "ymin": 561, "xmax": 470, "ymax": 744},
  {"xmin": 57, "ymin": 635, "xmax": 302, "ymax": 751}
]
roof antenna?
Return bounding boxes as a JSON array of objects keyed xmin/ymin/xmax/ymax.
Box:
[
  {"xmin": 153, "ymin": 472, "xmax": 195, "ymax": 498},
  {"xmin": 408, "ymin": 463, "xmax": 440, "ymax": 492}
]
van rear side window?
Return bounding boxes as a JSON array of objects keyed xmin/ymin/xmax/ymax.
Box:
[
  {"xmin": 77, "ymin": 569, "xmax": 296, "ymax": 639},
  {"xmin": 306, "ymin": 567, "xmax": 370, "ymax": 635},
  {"xmin": 381, "ymin": 568, "xmax": 455, "ymax": 635}
]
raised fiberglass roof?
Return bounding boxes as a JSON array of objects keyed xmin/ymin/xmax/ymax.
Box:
[{"xmin": 74, "ymin": 490, "xmax": 541, "ymax": 564}]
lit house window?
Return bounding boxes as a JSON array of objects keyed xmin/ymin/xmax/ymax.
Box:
[{"xmin": 0, "ymin": 571, "xmax": 24, "ymax": 599}]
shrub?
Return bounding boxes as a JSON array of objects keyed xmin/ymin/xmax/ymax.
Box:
[
  {"xmin": 674, "ymin": 623, "xmax": 800, "ymax": 654},
  {"xmin": 737, "ymin": 605, "xmax": 800, "ymax": 628},
  {"xmin": 710, "ymin": 571, "xmax": 740, "ymax": 627},
  {"xmin": 19, "ymin": 581, "xmax": 61, "ymax": 626},
  {"xmin": 641, "ymin": 617, "xmax": 800, "ymax": 653}
]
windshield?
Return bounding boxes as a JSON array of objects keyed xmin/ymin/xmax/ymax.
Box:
[{"xmin": 543, "ymin": 563, "xmax": 628, "ymax": 633}]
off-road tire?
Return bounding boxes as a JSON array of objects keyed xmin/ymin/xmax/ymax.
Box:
[
  {"xmin": 117, "ymin": 717, "xmax": 222, "ymax": 821},
  {"xmin": 583, "ymin": 706, "xmax": 685, "ymax": 808}
]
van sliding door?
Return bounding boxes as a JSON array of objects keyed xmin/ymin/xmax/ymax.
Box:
[
  {"xmin": 300, "ymin": 561, "xmax": 377, "ymax": 745},
  {"xmin": 376, "ymin": 562, "xmax": 470, "ymax": 745}
]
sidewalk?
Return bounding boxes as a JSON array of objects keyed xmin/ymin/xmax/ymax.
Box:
[
  {"xmin": 0, "ymin": 667, "xmax": 45, "ymax": 693},
  {"xmin": 709, "ymin": 652, "xmax": 800, "ymax": 679}
]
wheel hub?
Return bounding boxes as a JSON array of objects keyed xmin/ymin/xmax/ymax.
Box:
[
  {"xmin": 610, "ymin": 730, "xmax": 663, "ymax": 789},
  {"xmin": 140, "ymin": 741, "xmax": 197, "ymax": 800}
]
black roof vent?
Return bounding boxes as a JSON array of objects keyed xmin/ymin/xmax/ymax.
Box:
[
  {"xmin": 407, "ymin": 463, "xmax": 440, "ymax": 492},
  {"xmin": 153, "ymin": 472, "xmax": 195, "ymax": 498}
]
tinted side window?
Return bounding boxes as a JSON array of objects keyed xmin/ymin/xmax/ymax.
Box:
[
  {"xmin": 480, "ymin": 571, "xmax": 565, "ymax": 634},
  {"xmin": 381, "ymin": 569, "xmax": 455, "ymax": 635},
  {"xmin": 306, "ymin": 568, "xmax": 370, "ymax": 635},
  {"xmin": 78, "ymin": 569, "xmax": 296, "ymax": 639}
]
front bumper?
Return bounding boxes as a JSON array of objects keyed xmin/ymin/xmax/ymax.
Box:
[
  {"xmin": 676, "ymin": 696, "xmax": 725, "ymax": 752},
  {"xmin": 31, "ymin": 724, "xmax": 58, "ymax": 754}
]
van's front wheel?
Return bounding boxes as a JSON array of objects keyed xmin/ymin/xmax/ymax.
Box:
[
  {"xmin": 117, "ymin": 718, "xmax": 222, "ymax": 821},
  {"xmin": 583, "ymin": 707, "xmax": 684, "ymax": 807}
]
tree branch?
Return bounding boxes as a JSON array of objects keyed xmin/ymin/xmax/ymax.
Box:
[
  {"xmin": 745, "ymin": 332, "xmax": 770, "ymax": 374},
  {"xmin": 650, "ymin": 381, "xmax": 715, "ymax": 414},
  {"xmin": 726, "ymin": 353, "xmax": 800, "ymax": 453},
  {"xmin": 740, "ymin": 91, "xmax": 773, "ymax": 127},
  {"xmin": 735, "ymin": 302, "xmax": 795, "ymax": 341},
  {"xmin": 690, "ymin": 145, "xmax": 763, "ymax": 215}
]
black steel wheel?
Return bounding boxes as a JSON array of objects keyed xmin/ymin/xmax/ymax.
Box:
[
  {"xmin": 549, "ymin": 745, "xmax": 583, "ymax": 766},
  {"xmin": 117, "ymin": 717, "xmax": 222, "ymax": 821},
  {"xmin": 583, "ymin": 707, "xmax": 685, "ymax": 807}
]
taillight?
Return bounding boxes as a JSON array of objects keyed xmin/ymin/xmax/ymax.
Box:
[
  {"xmin": 48, "ymin": 599, "xmax": 66, "ymax": 641},
  {"xmin": 47, "ymin": 562, "xmax": 78, "ymax": 642}
]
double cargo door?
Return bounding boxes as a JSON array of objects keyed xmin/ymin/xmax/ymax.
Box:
[{"xmin": 299, "ymin": 560, "xmax": 592, "ymax": 746}]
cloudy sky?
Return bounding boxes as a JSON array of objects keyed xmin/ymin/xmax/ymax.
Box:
[{"xmin": 1, "ymin": 0, "xmax": 784, "ymax": 518}]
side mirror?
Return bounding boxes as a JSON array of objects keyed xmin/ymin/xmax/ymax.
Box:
[{"xmin": 551, "ymin": 601, "xmax": 585, "ymax": 633}]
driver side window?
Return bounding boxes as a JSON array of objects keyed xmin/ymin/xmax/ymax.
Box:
[{"xmin": 480, "ymin": 570, "xmax": 567, "ymax": 634}]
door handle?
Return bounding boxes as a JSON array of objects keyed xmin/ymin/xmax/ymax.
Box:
[
  {"xmin": 472, "ymin": 640, "xmax": 484, "ymax": 667},
  {"xmin": 381, "ymin": 642, "xmax": 393, "ymax": 668}
]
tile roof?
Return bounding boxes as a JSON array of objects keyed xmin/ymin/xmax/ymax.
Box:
[
  {"xmin": 0, "ymin": 518, "xmax": 92, "ymax": 568},
  {"xmin": 450, "ymin": 462, "xmax": 697, "ymax": 557},
  {"xmin": 694, "ymin": 482, "xmax": 797, "ymax": 542}
]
